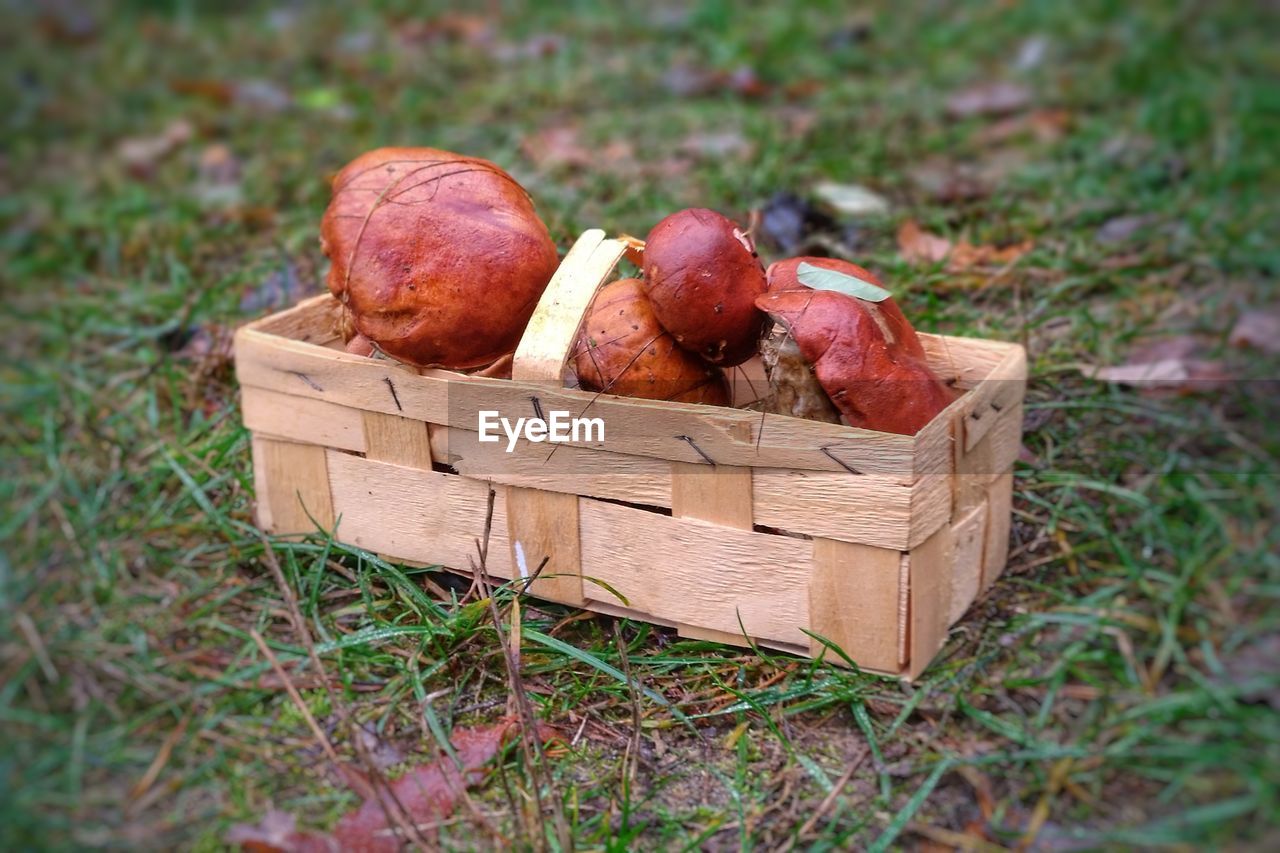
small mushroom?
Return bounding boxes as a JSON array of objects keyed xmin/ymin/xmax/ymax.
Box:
[
  {"xmin": 574, "ymin": 278, "xmax": 730, "ymax": 405},
  {"xmin": 642, "ymin": 208, "xmax": 767, "ymax": 367},
  {"xmin": 755, "ymin": 288, "xmax": 957, "ymax": 435}
]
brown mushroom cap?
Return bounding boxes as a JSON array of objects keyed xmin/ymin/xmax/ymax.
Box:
[
  {"xmin": 642, "ymin": 208, "xmax": 767, "ymax": 367},
  {"xmin": 764, "ymin": 256, "xmax": 927, "ymax": 361},
  {"xmin": 574, "ymin": 278, "xmax": 730, "ymax": 406},
  {"xmin": 755, "ymin": 289, "xmax": 957, "ymax": 435},
  {"xmin": 321, "ymin": 146, "xmax": 560, "ymax": 369}
]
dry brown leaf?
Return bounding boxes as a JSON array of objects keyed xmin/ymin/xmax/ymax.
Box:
[
  {"xmin": 1081, "ymin": 334, "xmax": 1231, "ymax": 394},
  {"xmin": 898, "ymin": 220, "xmax": 1032, "ymax": 271},
  {"xmin": 946, "ymin": 238, "xmax": 1033, "ymax": 271},
  {"xmin": 227, "ymin": 719, "xmax": 558, "ymax": 853},
  {"xmin": 1229, "ymin": 308, "xmax": 1280, "ymax": 355},
  {"xmin": 396, "ymin": 13, "xmax": 495, "ymax": 47},
  {"xmin": 896, "ymin": 219, "xmax": 952, "ymax": 264},
  {"xmin": 975, "ymin": 108, "xmax": 1071, "ymax": 145},
  {"xmin": 945, "ymin": 81, "xmax": 1032, "ymax": 118},
  {"xmin": 520, "ymin": 126, "xmax": 593, "ymax": 170},
  {"xmin": 116, "ymin": 119, "xmax": 193, "ymax": 179}
]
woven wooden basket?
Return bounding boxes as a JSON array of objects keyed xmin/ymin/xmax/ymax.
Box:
[{"xmin": 235, "ymin": 229, "xmax": 1026, "ymax": 678}]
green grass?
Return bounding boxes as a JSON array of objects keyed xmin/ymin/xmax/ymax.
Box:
[{"xmin": 3, "ymin": 0, "xmax": 1279, "ymax": 848}]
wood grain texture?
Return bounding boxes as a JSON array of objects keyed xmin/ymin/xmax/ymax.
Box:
[
  {"xmin": 362, "ymin": 410, "xmax": 434, "ymax": 468},
  {"xmin": 245, "ymin": 293, "xmax": 344, "ymax": 344},
  {"xmin": 982, "ymin": 472, "xmax": 1015, "ymax": 589},
  {"xmin": 906, "ymin": 523, "xmax": 955, "ymax": 680},
  {"xmin": 251, "ymin": 436, "xmax": 335, "ymax": 536},
  {"xmin": 671, "ymin": 462, "xmax": 754, "ymax": 530},
  {"xmin": 438, "ymin": 427, "xmax": 671, "ymax": 506},
  {"xmin": 918, "ymin": 333, "xmax": 1014, "ymax": 390},
  {"xmin": 962, "ymin": 344, "xmax": 1027, "ymax": 451},
  {"xmin": 579, "ymin": 500, "xmax": 812, "ymax": 646},
  {"xmin": 677, "ymin": 623, "xmax": 752, "ymax": 645},
  {"xmin": 909, "ymin": 474, "xmax": 953, "ymax": 547},
  {"xmin": 237, "ymin": 324, "xmax": 923, "ymax": 476},
  {"xmin": 955, "ymin": 402, "xmax": 1023, "ymax": 513},
  {"xmin": 506, "ymin": 487, "xmax": 584, "ymax": 605},
  {"xmin": 752, "ymin": 469, "xmax": 910, "ymax": 549},
  {"xmin": 325, "ymin": 450, "xmax": 514, "ymax": 578},
  {"xmin": 512, "ymin": 231, "xmax": 626, "ymax": 382},
  {"xmin": 242, "ymin": 387, "xmax": 366, "ymax": 452},
  {"xmin": 948, "ymin": 503, "xmax": 989, "ymax": 624},
  {"xmin": 808, "ymin": 538, "xmax": 903, "ymax": 671}
]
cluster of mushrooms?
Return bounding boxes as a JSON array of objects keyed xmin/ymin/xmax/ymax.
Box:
[{"xmin": 321, "ymin": 147, "xmax": 956, "ymax": 436}]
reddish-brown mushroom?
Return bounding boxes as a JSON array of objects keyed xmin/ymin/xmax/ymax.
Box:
[
  {"xmin": 321, "ymin": 146, "xmax": 560, "ymax": 369},
  {"xmin": 764, "ymin": 256, "xmax": 928, "ymax": 361},
  {"xmin": 755, "ymin": 289, "xmax": 957, "ymax": 435},
  {"xmin": 642, "ymin": 208, "xmax": 767, "ymax": 366},
  {"xmin": 574, "ymin": 278, "xmax": 730, "ymax": 405}
]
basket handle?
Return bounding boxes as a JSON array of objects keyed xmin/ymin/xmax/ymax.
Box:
[{"xmin": 511, "ymin": 229, "xmax": 628, "ymax": 382}]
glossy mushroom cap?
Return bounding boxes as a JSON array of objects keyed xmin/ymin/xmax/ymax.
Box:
[
  {"xmin": 755, "ymin": 289, "xmax": 957, "ymax": 435},
  {"xmin": 764, "ymin": 256, "xmax": 928, "ymax": 361},
  {"xmin": 574, "ymin": 278, "xmax": 730, "ymax": 405},
  {"xmin": 642, "ymin": 208, "xmax": 767, "ymax": 367},
  {"xmin": 321, "ymin": 146, "xmax": 560, "ymax": 369}
]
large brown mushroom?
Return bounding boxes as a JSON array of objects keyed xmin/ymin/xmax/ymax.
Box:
[
  {"xmin": 755, "ymin": 288, "xmax": 957, "ymax": 435},
  {"xmin": 321, "ymin": 146, "xmax": 560, "ymax": 369},
  {"xmin": 574, "ymin": 278, "xmax": 730, "ymax": 405},
  {"xmin": 642, "ymin": 208, "xmax": 767, "ymax": 367}
]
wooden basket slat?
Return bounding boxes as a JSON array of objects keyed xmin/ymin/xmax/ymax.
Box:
[
  {"xmin": 948, "ymin": 503, "xmax": 989, "ymax": 624},
  {"xmin": 809, "ymin": 538, "xmax": 903, "ymax": 671},
  {"xmin": 578, "ymin": 498, "xmax": 812, "ymax": 646},
  {"xmin": 906, "ymin": 524, "xmax": 955, "ymax": 680},
  {"xmin": 325, "ymin": 450, "xmax": 516, "ymax": 578},
  {"xmin": 242, "ymin": 386, "xmax": 367, "ymax": 453},
  {"xmin": 506, "ymin": 486, "xmax": 586, "ymax": 606}
]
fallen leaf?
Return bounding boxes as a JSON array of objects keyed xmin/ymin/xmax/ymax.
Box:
[
  {"xmin": 198, "ymin": 143, "xmax": 241, "ymax": 185},
  {"xmin": 225, "ymin": 809, "xmax": 314, "ymax": 853},
  {"xmin": 946, "ymin": 238, "xmax": 1034, "ymax": 272},
  {"xmin": 227, "ymin": 719, "xmax": 558, "ymax": 853},
  {"xmin": 1095, "ymin": 214, "xmax": 1157, "ymax": 245},
  {"xmin": 1080, "ymin": 335, "xmax": 1230, "ymax": 394},
  {"xmin": 796, "ymin": 261, "xmax": 892, "ymax": 301},
  {"xmin": 778, "ymin": 105, "xmax": 820, "ymax": 138},
  {"xmin": 897, "ymin": 220, "xmax": 1032, "ymax": 272},
  {"xmin": 945, "ymin": 81, "xmax": 1032, "ymax": 118},
  {"xmin": 1229, "ymin": 308, "xmax": 1280, "ymax": 355},
  {"xmin": 812, "ymin": 182, "xmax": 890, "ymax": 217},
  {"xmin": 395, "ymin": 13, "xmax": 495, "ymax": 47},
  {"xmin": 117, "ymin": 119, "xmax": 194, "ymax": 179},
  {"xmin": 679, "ymin": 130, "xmax": 753, "ymax": 160},
  {"xmin": 491, "ymin": 33, "xmax": 566, "ymax": 63},
  {"xmin": 1012, "ymin": 36, "xmax": 1050, "ymax": 72},
  {"xmin": 37, "ymin": 0, "xmax": 98, "ymax": 43},
  {"xmin": 1219, "ymin": 633, "xmax": 1280, "ymax": 710},
  {"xmin": 907, "ymin": 158, "xmax": 989, "ymax": 203},
  {"xmin": 661, "ymin": 62, "xmax": 770, "ymax": 98},
  {"xmin": 974, "ymin": 109, "xmax": 1071, "ymax": 145},
  {"xmin": 170, "ymin": 78, "xmax": 292, "ymax": 113},
  {"xmin": 897, "ymin": 220, "xmax": 952, "ymax": 264},
  {"xmin": 520, "ymin": 126, "xmax": 593, "ymax": 170}
]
